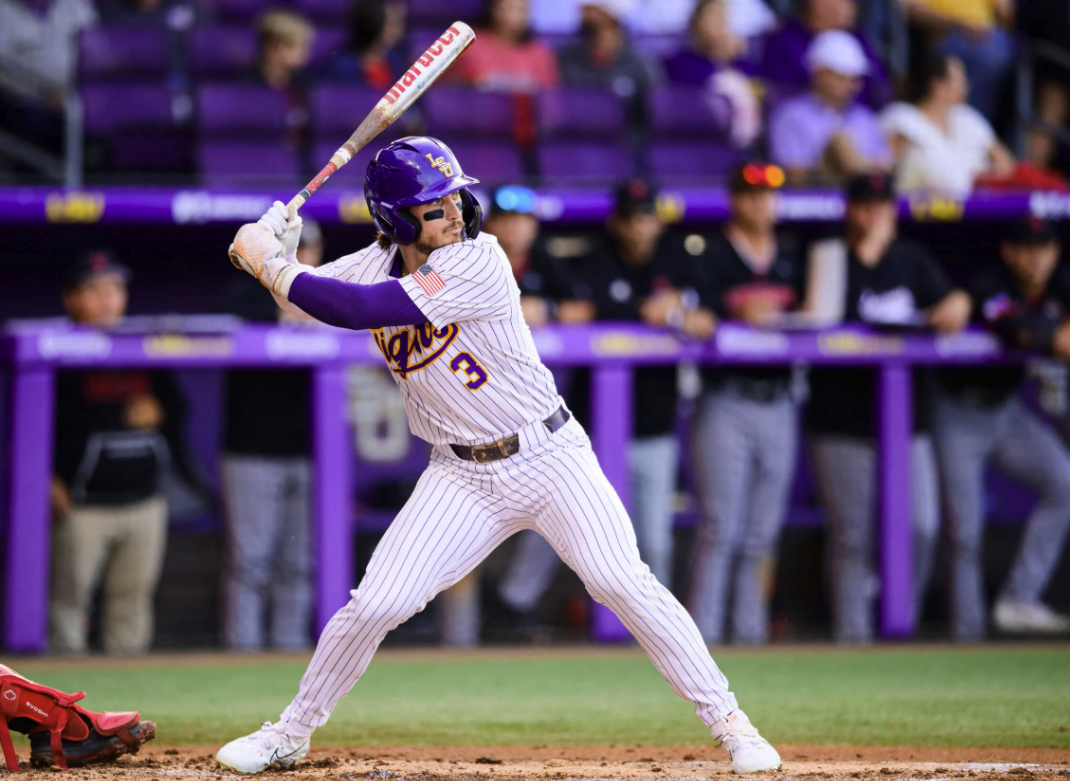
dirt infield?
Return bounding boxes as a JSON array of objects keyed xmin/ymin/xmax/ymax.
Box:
[{"xmin": 8, "ymin": 745, "xmax": 1070, "ymax": 781}]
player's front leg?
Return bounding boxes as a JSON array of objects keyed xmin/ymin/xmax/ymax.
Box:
[
  {"xmin": 525, "ymin": 442, "xmax": 781, "ymax": 774},
  {"xmin": 217, "ymin": 463, "xmax": 518, "ymax": 774}
]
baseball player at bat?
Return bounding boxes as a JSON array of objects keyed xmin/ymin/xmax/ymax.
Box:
[{"xmin": 217, "ymin": 137, "xmax": 781, "ymax": 775}]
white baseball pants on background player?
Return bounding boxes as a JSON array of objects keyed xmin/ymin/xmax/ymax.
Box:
[{"xmin": 280, "ymin": 415, "xmax": 739, "ymax": 732}]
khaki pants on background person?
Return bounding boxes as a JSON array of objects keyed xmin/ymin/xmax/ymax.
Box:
[{"xmin": 50, "ymin": 495, "xmax": 168, "ymax": 655}]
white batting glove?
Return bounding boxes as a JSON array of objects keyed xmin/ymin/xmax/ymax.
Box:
[{"xmin": 258, "ymin": 200, "xmax": 303, "ymax": 260}]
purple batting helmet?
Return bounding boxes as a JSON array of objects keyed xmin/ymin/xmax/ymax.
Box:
[{"xmin": 364, "ymin": 136, "xmax": 483, "ymax": 245}]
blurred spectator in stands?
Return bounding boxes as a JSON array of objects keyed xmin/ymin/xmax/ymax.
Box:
[
  {"xmin": 686, "ymin": 162, "xmax": 801, "ymax": 645},
  {"xmin": 664, "ymin": 0, "xmax": 754, "ymax": 84},
  {"xmin": 252, "ymin": 9, "xmax": 313, "ymax": 150},
  {"xmin": 635, "ymin": 0, "xmax": 778, "ymax": 38},
  {"xmin": 933, "ymin": 218, "xmax": 1070, "ymax": 639},
  {"xmin": 663, "ymin": 0, "xmax": 762, "ymax": 148},
  {"xmin": 0, "ymin": 0, "xmax": 97, "ymax": 102},
  {"xmin": 881, "ymin": 53, "xmax": 1014, "ymax": 196},
  {"xmin": 802, "ymin": 173, "xmax": 970, "ymax": 644},
  {"xmin": 454, "ymin": 0, "xmax": 559, "ymax": 92},
  {"xmin": 760, "ymin": 0, "xmax": 890, "ymax": 109},
  {"xmin": 51, "ymin": 251, "xmax": 206, "ymax": 655},
  {"xmin": 0, "ymin": 0, "xmax": 97, "ymax": 164},
  {"xmin": 904, "ymin": 0, "xmax": 1013, "ymax": 123},
  {"xmin": 322, "ymin": 0, "xmax": 407, "ymax": 90},
  {"xmin": 558, "ymin": 0, "xmax": 659, "ymax": 137},
  {"xmin": 768, "ymin": 31, "xmax": 891, "ymax": 185},
  {"xmin": 254, "ymin": 8, "xmax": 313, "ymax": 90},
  {"xmin": 1020, "ymin": 4, "xmax": 1070, "ymax": 169},
  {"xmin": 217, "ymin": 220, "xmax": 324, "ymax": 651},
  {"xmin": 484, "ymin": 184, "xmax": 594, "ymax": 326}
]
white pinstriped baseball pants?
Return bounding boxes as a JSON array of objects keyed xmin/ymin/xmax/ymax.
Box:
[{"xmin": 281, "ymin": 415, "xmax": 740, "ymax": 734}]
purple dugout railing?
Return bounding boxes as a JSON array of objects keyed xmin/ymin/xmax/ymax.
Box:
[
  {"xmin": 2, "ymin": 186, "xmax": 1069, "ymax": 225},
  {"xmin": 1, "ymin": 322, "xmax": 1017, "ymax": 653}
]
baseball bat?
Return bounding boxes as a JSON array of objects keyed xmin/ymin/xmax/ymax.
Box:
[{"xmin": 287, "ymin": 21, "xmax": 475, "ymax": 218}]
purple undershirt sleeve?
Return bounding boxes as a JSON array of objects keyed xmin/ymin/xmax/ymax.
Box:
[{"xmin": 287, "ymin": 274, "xmax": 429, "ymax": 331}]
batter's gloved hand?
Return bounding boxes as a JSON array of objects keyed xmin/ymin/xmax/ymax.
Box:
[
  {"xmin": 229, "ymin": 222, "xmax": 284, "ymax": 278},
  {"xmin": 258, "ymin": 200, "xmax": 303, "ymax": 260}
]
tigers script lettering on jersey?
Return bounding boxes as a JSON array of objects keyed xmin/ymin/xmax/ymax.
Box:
[{"xmin": 310, "ymin": 234, "xmax": 561, "ymax": 446}]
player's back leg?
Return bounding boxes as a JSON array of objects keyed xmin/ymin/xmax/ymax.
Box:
[
  {"xmin": 217, "ymin": 458, "xmax": 524, "ymax": 773},
  {"xmin": 503, "ymin": 426, "xmax": 780, "ymax": 774}
]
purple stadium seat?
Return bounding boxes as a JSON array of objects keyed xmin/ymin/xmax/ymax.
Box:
[
  {"xmin": 189, "ymin": 27, "xmax": 257, "ymax": 80},
  {"xmin": 81, "ymin": 84, "xmax": 189, "ymax": 172},
  {"xmin": 633, "ymin": 33, "xmax": 686, "ymax": 60},
  {"xmin": 536, "ymin": 142, "xmax": 634, "ymax": 183},
  {"xmin": 309, "ymin": 29, "xmax": 347, "ymax": 68},
  {"xmin": 646, "ymin": 86, "xmax": 736, "ymax": 182},
  {"xmin": 649, "ymin": 142, "xmax": 740, "ymax": 182},
  {"xmin": 309, "ymin": 85, "xmax": 382, "ymax": 136},
  {"xmin": 537, "ymin": 89, "xmax": 625, "ymax": 141},
  {"xmin": 423, "ymin": 89, "xmax": 515, "ymax": 140},
  {"xmin": 109, "ymin": 130, "xmax": 192, "ymax": 171},
  {"xmin": 295, "ymin": 0, "xmax": 347, "ymax": 23},
  {"xmin": 196, "ymin": 84, "xmax": 288, "ymax": 138},
  {"xmin": 440, "ymin": 140, "xmax": 524, "ymax": 182},
  {"xmin": 82, "ymin": 83, "xmax": 176, "ymax": 134},
  {"xmin": 648, "ymin": 86, "xmax": 732, "ymax": 139},
  {"xmin": 310, "ymin": 135, "xmax": 402, "ymax": 188},
  {"xmin": 79, "ymin": 27, "xmax": 169, "ymax": 83},
  {"xmin": 212, "ymin": 0, "xmax": 274, "ymax": 22},
  {"xmin": 199, "ymin": 140, "xmax": 300, "ymax": 185},
  {"xmin": 407, "ymin": 0, "xmax": 484, "ymax": 26}
]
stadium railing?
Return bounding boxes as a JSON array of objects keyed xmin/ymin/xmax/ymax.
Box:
[{"xmin": 0, "ymin": 320, "xmax": 1020, "ymax": 653}]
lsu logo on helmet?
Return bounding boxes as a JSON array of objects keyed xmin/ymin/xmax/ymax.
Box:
[{"xmin": 425, "ymin": 154, "xmax": 454, "ymax": 178}]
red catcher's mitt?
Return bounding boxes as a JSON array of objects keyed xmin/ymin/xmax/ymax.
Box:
[{"xmin": 0, "ymin": 663, "xmax": 156, "ymax": 770}]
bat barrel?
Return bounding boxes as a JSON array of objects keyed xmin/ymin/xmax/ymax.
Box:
[{"xmin": 284, "ymin": 21, "xmax": 475, "ymax": 218}]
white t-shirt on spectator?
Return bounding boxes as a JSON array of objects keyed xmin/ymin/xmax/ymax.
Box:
[{"xmin": 880, "ymin": 101, "xmax": 995, "ymax": 197}]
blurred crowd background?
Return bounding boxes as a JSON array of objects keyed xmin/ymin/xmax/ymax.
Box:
[
  {"xmin": 2, "ymin": 0, "xmax": 1070, "ymax": 655},
  {"xmin": 2, "ymin": 0, "xmax": 1070, "ymax": 188}
]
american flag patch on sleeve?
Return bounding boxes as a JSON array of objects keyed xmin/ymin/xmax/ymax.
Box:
[{"xmin": 413, "ymin": 265, "xmax": 446, "ymax": 297}]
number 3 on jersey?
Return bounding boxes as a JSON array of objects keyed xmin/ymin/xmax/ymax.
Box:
[{"xmin": 450, "ymin": 352, "xmax": 488, "ymax": 390}]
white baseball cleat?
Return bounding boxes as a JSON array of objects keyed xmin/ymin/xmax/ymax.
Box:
[
  {"xmin": 713, "ymin": 710, "xmax": 782, "ymax": 774},
  {"xmin": 993, "ymin": 599, "xmax": 1070, "ymax": 635},
  {"xmin": 216, "ymin": 721, "xmax": 310, "ymax": 774}
]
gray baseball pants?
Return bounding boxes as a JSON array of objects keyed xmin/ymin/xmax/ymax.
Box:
[
  {"xmin": 688, "ymin": 389, "xmax": 797, "ymax": 645},
  {"xmin": 222, "ymin": 455, "xmax": 313, "ymax": 650},
  {"xmin": 809, "ymin": 435, "xmax": 940, "ymax": 644},
  {"xmin": 932, "ymin": 395, "xmax": 1070, "ymax": 641}
]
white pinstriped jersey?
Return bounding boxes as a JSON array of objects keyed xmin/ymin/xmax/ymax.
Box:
[{"xmin": 310, "ymin": 233, "xmax": 562, "ymax": 446}]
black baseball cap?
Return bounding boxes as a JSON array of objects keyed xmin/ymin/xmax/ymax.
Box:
[
  {"xmin": 614, "ymin": 178, "xmax": 658, "ymax": 219},
  {"xmin": 846, "ymin": 172, "xmax": 895, "ymax": 203},
  {"xmin": 1003, "ymin": 216, "xmax": 1058, "ymax": 246},
  {"xmin": 489, "ymin": 185, "xmax": 539, "ymax": 217},
  {"xmin": 63, "ymin": 249, "xmax": 130, "ymax": 291},
  {"xmin": 729, "ymin": 162, "xmax": 786, "ymax": 194}
]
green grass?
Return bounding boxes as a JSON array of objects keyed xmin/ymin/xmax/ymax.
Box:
[{"xmin": 10, "ymin": 646, "xmax": 1070, "ymax": 748}]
